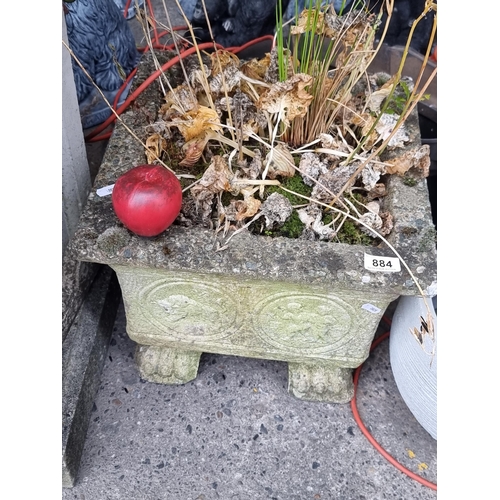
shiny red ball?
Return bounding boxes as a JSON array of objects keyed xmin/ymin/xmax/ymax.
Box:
[{"xmin": 112, "ymin": 164, "xmax": 182, "ymax": 237}]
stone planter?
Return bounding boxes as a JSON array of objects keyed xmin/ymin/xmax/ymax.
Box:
[{"xmin": 70, "ymin": 53, "xmax": 437, "ymax": 404}]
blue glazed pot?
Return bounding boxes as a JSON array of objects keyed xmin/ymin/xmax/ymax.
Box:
[{"xmin": 64, "ymin": 0, "xmax": 140, "ymax": 128}]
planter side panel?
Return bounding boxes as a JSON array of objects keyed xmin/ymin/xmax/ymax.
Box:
[{"xmin": 112, "ymin": 265, "xmax": 396, "ymax": 366}]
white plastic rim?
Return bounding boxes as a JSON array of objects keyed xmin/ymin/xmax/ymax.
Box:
[{"xmin": 389, "ymin": 295, "xmax": 437, "ymax": 440}]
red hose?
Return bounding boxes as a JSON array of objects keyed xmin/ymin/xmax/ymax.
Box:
[
  {"xmin": 85, "ymin": 41, "xmax": 223, "ymax": 141},
  {"xmin": 122, "ymin": 0, "xmax": 132, "ymax": 18},
  {"xmin": 145, "ymin": 0, "xmax": 160, "ymax": 46},
  {"xmin": 85, "ymin": 32, "xmax": 274, "ymax": 142},
  {"xmin": 84, "ymin": 2, "xmax": 277, "ymax": 142},
  {"xmin": 225, "ymin": 34, "xmax": 275, "ymax": 54},
  {"xmin": 350, "ymin": 329, "xmax": 437, "ymax": 491}
]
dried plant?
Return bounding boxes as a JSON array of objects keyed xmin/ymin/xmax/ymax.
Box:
[{"xmin": 277, "ymin": 1, "xmax": 383, "ymax": 146}]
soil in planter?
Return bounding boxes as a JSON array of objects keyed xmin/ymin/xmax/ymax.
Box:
[{"xmin": 133, "ymin": 43, "xmax": 430, "ymax": 248}]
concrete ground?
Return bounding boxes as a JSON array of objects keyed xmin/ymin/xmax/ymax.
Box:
[
  {"xmin": 63, "ymin": 300, "xmax": 437, "ymax": 499},
  {"xmin": 66, "ymin": 1, "xmax": 437, "ymax": 498}
]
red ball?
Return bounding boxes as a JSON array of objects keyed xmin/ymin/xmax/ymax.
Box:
[{"xmin": 112, "ymin": 164, "xmax": 182, "ymax": 237}]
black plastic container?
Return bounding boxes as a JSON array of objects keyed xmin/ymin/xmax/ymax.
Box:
[{"xmin": 418, "ymin": 102, "xmax": 437, "ymax": 227}]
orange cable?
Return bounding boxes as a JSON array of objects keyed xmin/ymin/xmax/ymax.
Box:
[
  {"xmin": 85, "ymin": 41, "xmax": 223, "ymax": 141},
  {"xmin": 85, "ymin": 34, "xmax": 273, "ymax": 142},
  {"xmin": 350, "ymin": 328, "xmax": 437, "ymax": 491},
  {"xmin": 86, "ymin": 1, "xmax": 276, "ymax": 142}
]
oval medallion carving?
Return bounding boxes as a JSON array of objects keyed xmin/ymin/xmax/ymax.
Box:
[
  {"xmin": 252, "ymin": 292, "xmax": 355, "ymax": 354},
  {"xmin": 139, "ymin": 278, "xmax": 239, "ymax": 341}
]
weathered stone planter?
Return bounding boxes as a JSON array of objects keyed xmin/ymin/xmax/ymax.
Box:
[{"xmin": 70, "ymin": 54, "xmax": 437, "ymax": 404}]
